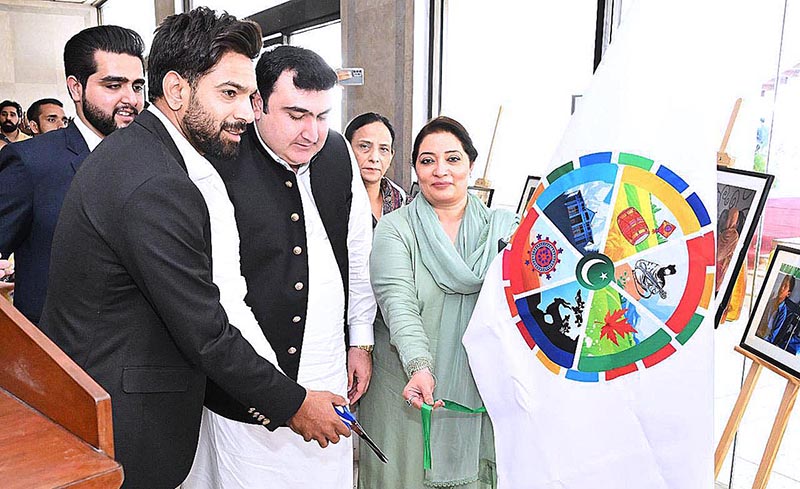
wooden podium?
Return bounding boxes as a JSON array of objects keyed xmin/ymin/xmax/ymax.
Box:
[{"xmin": 0, "ymin": 297, "xmax": 122, "ymax": 487}]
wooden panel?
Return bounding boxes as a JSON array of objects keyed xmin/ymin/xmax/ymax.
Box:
[
  {"xmin": 0, "ymin": 391, "xmax": 122, "ymax": 488},
  {"xmin": 0, "ymin": 297, "xmax": 114, "ymax": 456}
]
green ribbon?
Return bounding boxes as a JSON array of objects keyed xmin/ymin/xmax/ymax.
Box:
[{"xmin": 421, "ymin": 400, "xmax": 487, "ymax": 470}]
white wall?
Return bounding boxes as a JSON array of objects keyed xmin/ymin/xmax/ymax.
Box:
[{"xmin": 0, "ymin": 0, "xmax": 95, "ymax": 119}]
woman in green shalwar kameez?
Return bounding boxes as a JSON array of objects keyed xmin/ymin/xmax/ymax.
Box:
[{"xmin": 358, "ymin": 117, "xmax": 516, "ymax": 489}]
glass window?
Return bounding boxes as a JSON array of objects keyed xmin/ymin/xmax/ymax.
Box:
[
  {"xmin": 440, "ymin": 1, "xmax": 597, "ymax": 210},
  {"xmin": 714, "ymin": 2, "xmax": 800, "ymax": 488}
]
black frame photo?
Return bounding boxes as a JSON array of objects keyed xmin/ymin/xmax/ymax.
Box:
[
  {"xmin": 516, "ymin": 176, "xmax": 541, "ymax": 215},
  {"xmin": 468, "ymin": 186, "xmax": 494, "ymax": 207},
  {"xmin": 715, "ymin": 167, "xmax": 774, "ymax": 326},
  {"xmin": 740, "ymin": 245, "xmax": 800, "ymax": 379}
]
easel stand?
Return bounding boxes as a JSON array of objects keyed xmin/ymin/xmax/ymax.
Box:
[{"xmin": 715, "ymin": 346, "xmax": 800, "ymax": 488}]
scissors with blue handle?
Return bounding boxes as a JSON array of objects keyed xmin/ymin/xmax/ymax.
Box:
[{"xmin": 335, "ymin": 405, "xmax": 388, "ymax": 464}]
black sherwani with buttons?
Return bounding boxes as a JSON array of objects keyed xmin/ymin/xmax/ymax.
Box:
[{"xmin": 205, "ymin": 124, "xmax": 352, "ymax": 421}]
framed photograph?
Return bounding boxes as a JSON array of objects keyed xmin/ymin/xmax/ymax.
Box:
[
  {"xmin": 516, "ymin": 175, "xmax": 541, "ymax": 215},
  {"xmin": 715, "ymin": 167, "xmax": 774, "ymax": 325},
  {"xmin": 740, "ymin": 245, "xmax": 800, "ymax": 379},
  {"xmin": 468, "ymin": 186, "xmax": 494, "ymax": 207}
]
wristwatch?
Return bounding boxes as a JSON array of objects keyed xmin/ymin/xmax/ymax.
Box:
[{"xmin": 353, "ymin": 345, "xmax": 374, "ymax": 353}]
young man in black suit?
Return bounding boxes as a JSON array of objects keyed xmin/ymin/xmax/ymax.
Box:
[
  {"xmin": 0, "ymin": 26, "xmax": 145, "ymax": 325},
  {"xmin": 41, "ymin": 9, "xmax": 349, "ymax": 488}
]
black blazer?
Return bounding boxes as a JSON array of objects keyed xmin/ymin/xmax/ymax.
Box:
[
  {"xmin": 40, "ymin": 110, "xmax": 305, "ymax": 489},
  {"xmin": 0, "ymin": 123, "xmax": 89, "ymax": 323}
]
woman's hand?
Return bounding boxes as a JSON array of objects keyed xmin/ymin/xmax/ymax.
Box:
[{"xmin": 402, "ymin": 368, "xmax": 444, "ymax": 410}]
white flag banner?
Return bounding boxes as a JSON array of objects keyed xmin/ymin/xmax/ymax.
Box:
[{"xmin": 463, "ymin": 1, "xmax": 771, "ymax": 488}]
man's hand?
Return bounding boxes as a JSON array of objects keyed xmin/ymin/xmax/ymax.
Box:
[
  {"xmin": 347, "ymin": 347, "xmax": 373, "ymax": 404},
  {"xmin": 0, "ymin": 255, "xmax": 13, "ymax": 281},
  {"xmin": 287, "ymin": 389, "xmax": 351, "ymax": 448}
]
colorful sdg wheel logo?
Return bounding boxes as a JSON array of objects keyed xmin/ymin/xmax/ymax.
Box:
[{"xmin": 503, "ymin": 151, "xmax": 715, "ymax": 382}]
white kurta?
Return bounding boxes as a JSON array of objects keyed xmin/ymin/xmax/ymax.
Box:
[{"xmin": 182, "ymin": 124, "xmax": 375, "ymax": 488}]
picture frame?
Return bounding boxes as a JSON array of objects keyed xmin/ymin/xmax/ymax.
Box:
[
  {"xmin": 516, "ymin": 175, "xmax": 541, "ymax": 215},
  {"xmin": 468, "ymin": 186, "xmax": 494, "ymax": 207},
  {"xmin": 740, "ymin": 245, "xmax": 800, "ymax": 379},
  {"xmin": 715, "ymin": 167, "xmax": 774, "ymax": 326}
]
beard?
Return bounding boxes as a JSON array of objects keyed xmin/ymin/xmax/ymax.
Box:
[
  {"xmin": 182, "ymin": 93, "xmax": 245, "ymax": 160},
  {"xmin": 82, "ymin": 97, "xmax": 138, "ymax": 137},
  {"xmin": 1, "ymin": 121, "xmax": 17, "ymax": 134}
]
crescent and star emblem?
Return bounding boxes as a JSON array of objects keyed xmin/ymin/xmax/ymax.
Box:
[{"xmin": 576, "ymin": 253, "xmax": 614, "ymax": 290}]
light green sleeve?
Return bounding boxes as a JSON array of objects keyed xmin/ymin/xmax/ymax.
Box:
[{"xmin": 370, "ymin": 211, "xmax": 434, "ymax": 378}]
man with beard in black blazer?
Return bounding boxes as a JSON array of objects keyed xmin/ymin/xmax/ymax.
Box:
[{"xmin": 40, "ymin": 9, "xmax": 349, "ymax": 488}]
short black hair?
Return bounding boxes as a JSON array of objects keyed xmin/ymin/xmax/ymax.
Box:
[
  {"xmin": 255, "ymin": 45, "xmax": 337, "ymax": 109},
  {"xmin": 411, "ymin": 116, "xmax": 478, "ymax": 166},
  {"xmin": 63, "ymin": 25, "xmax": 145, "ymax": 89},
  {"xmin": 0, "ymin": 100, "xmax": 22, "ymax": 118},
  {"xmin": 27, "ymin": 98, "xmax": 64, "ymax": 124},
  {"xmin": 344, "ymin": 112, "xmax": 395, "ymax": 150},
  {"xmin": 148, "ymin": 7, "xmax": 262, "ymax": 101}
]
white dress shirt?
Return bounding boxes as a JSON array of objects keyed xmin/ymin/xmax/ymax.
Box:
[{"xmin": 71, "ymin": 115, "xmax": 102, "ymax": 152}]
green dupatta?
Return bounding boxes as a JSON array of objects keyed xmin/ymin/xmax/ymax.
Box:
[{"xmin": 408, "ymin": 193, "xmax": 516, "ymax": 486}]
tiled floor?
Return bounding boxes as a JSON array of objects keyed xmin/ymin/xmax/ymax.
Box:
[{"xmin": 715, "ymin": 314, "xmax": 800, "ymax": 488}]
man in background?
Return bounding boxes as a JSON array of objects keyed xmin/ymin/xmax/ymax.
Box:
[
  {"xmin": 0, "ymin": 100, "xmax": 30, "ymax": 142},
  {"xmin": 0, "ymin": 25, "xmax": 145, "ymax": 324},
  {"xmin": 27, "ymin": 98, "xmax": 68, "ymax": 135}
]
